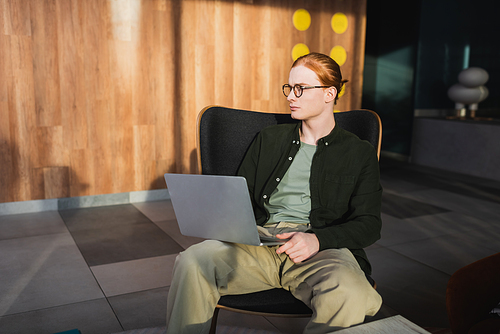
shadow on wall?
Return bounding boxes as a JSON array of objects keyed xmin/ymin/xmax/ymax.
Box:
[
  {"xmin": 149, "ymin": 148, "xmax": 199, "ymax": 184},
  {"xmin": 0, "ymin": 137, "xmax": 90, "ymax": 203},
  {"xmin": 0, "ymin": 138, "xmax": 18, "ymax": 203}
]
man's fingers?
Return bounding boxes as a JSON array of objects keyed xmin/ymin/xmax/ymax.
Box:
[
  {"xmin": 275, "ymin": 232, "xmax": 319, "ymax": 263},
  {"xmin": 276, "ymin": 235, "xmax": 297, "ymax": 254},
  {"xmin": 276, "ymin": 241, "xmax": 292, "ymax": 254},
  {"xmin": 286, "ymin": 250, "xmax": 303, "ymax": 263},
  {"xmin": 276, "ymin": 232, "xmax": 295, "ymax": 239}
]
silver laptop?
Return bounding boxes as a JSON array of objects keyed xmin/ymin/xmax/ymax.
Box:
[{"xmin": 164, "ymin": 173, "xmax": 287, "ymax": 246}]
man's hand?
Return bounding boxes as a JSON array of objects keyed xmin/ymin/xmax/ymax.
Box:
[{"xmin": 276, "ymin": 232, "xmax": 319, "ymax": 263}]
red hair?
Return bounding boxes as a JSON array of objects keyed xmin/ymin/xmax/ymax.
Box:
[{"xmin": 292, "ymin": 52, "xmax": 347, "ymax": 104}]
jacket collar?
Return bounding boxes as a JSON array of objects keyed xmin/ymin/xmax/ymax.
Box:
[{"xmin": 295, "ymin": 121, "xmax": 340, "ymax": 146}]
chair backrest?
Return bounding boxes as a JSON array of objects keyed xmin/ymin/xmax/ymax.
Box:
[{"xmin": 197, "ymin": 106, "xmax": 382, "ymax": 175}]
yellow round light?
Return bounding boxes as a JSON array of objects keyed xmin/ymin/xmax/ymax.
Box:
[
  {"xmin": 293, "ymin": 9, "xmax": 311, "ymax": 31},
  {"xmin": 331, "ymin": 13, "xmax": 348, "ymax": 34},
  {"xmin": 330, "ymin": 45, "xmax": 347, "ymax": 66},
  {"xmin": 292, "ymin": 43, "xmax": 310, "ymax": 61}
]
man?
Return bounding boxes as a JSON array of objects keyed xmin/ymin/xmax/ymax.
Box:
[{"xmin": 167, "ymin": 53, "xmax": 383, "ymax": 333}]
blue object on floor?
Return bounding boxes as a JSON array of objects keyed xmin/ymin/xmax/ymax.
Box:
[{"xmin": 54, "ymin": 330, "xmax": 81, "ymax": 334}]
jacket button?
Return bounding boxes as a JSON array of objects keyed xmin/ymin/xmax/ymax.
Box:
[
  {"xmin": 276, "ymin": 178, "xmax": 280, "ymax": 182},
  {"xmin": 263, "ymin": 195, "xmax": 268, "ymax": 199},
  {"xmin": 288, "ymin": 157, "xmax": 292, "ymax": 160}
]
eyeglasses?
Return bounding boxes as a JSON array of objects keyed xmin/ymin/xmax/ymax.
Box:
[{"xmin": 282, "ymin": 84, "xmax": 331, "ymax": 98}]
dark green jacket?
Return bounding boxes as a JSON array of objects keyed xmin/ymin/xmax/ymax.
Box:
[{"xmin": 237, "ymin": 122, "xmax": 382, "ymax": 275}]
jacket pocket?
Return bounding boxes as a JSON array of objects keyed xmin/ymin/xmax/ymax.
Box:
[
  {"xmin": 325, "ymin": 174, "xmax": 356, "ymax": 185},
  {"xmin": 323, "ymin": 174, "xmax": 356, "ymax": 207}
]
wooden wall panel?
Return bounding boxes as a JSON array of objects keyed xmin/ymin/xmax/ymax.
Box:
[
  {"xmin": 1, "ymin": 0, "xmax": 32, "ymax": 36},
  {"xmin": 30, "ymin": 0, "xmax": 62, "ymax": 127},
  {"xmin": 57, "ymin": 0, "xmax": 88, "ymax": 151},
  {"xmin": 3, "ymin": 34, "xmax": 37, "ymax": 202},
  {"xmin": 69, "ymin": 149, "xmax": 93, "ymax": 197},
  {"xmin": 0, "ymin": 0, "xmax": 367, "ymax": 203},
  {"xmin": 32, "ymin": 166, "xmax": 70, "ymax": 199},
  {"xmin": 0, "ymin": 35, "xmax": 13, "ymax": 203}
]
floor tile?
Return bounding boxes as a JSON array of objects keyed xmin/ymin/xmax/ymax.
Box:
[
  {"xmin": 133, "ymin": 200, "xmax": 176, "ymax": 223},
  {"xmin": 380, "ymin": 160, "xmax": 500, "ymax": 203},
  {"xmin": 0, "ymin": 298, "xmax": 122, "ymax": 334},
  {"xmin": 108, "ymin": 287, "xmax": 168, "ymax": 331},
  {"xmin": 404, "ymin": 211, "xmax": 497, "ymax": 235},
  {"xmin": 216, "ymin": 309, "xmax": 282, "ymax": 333},
  {"xmin": 91, "ymin": 255, "xmax": 177, "ymax": 297},
  {"xmin": 264, "ymin": 316, "xmax": 309, "ymax": 333},
  {"xmin": 111, "ymin": 327, "xmax": 166, "ymax": 334},
  {"xmin": 154, "ymin": 219, "xmax": 206, "ymax": 250},
  {"xmin": 0, "ymin": 211, "xmax": 67, "ymax": 241},
  {"xmin": 67, "ymin": 221, "xmax": 184, "ymax": 266},
  {"xmin": 216, "ymin": 325, "xmax": 280, "ymax": 334},
  {"xmin": 60, "ymin": 204, "xmax": 152, "ymax": 231},
  {"xmin": 380, "ymin": 176, "xmax": 428, "ymax": 194},
  {"xmin": 365, "ymin": 242, "xmax": 383, "ymax": 250},
  {"xmin": 378, "ymin": 212, "xmax": 494, "ymax": 247},
  {"xmin": 381, "ymin": 193, "xmax": 449, "ymax": 219},
  {"xmin": 396, "ymin": 189, "xmax": 500, "ymax": 223},
  {"xmin": 60, "ymin": 203, "xmax": 183, "ymax": 266},
  {"xmin": 366, "ymin": 303, "xmax": 400, "ymax": 323},
  {"xmin": 266, "ymin": 311, "xmax": 398, "ymax": 334},
  {"xmin": 0, "ymin": 234, "xmax": 103, "ymax": 316},
  {"xmin": 366, "ymin": 247, "xmax": 450, "ymax": 328},
  {"xmin": 388, "ymin": 233, "xmax": 499, "ymax": 276},
  {"xmin": 450, "ymin": 226, "xmax": 500, "ymax": 253}
]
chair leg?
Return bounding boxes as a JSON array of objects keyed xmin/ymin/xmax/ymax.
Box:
[{"xmin": 209, "ymin": 307, "xmax": 220, "ymax": 334}]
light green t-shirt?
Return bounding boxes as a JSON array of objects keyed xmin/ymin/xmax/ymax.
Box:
[{"xmin": 264, "ymin": 141, "xmax": 316, "ymax": 225}]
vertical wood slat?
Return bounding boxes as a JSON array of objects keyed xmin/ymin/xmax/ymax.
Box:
[
  {"xmin": 30, "ymin": 0, "xmax": 62, "ymax": 127},
  {"xmin": 33, "ymin": 126, "xmax": 66, "ymax": 168},
  {"xmin": 0, "ymin": 0, "xmax": 366, "ymax": 204},
  {"xmin": 152, "ymin": 2, "xmax": 176, "ymax": 175},
  {"xmin": 57, "ymin": 0, "xmax": 88, "ymax": 151},
  {"xmin": 69, "ymin": 149, "xmax": 93, "ymax": 197},
  {"xmin": 4, "ymin": 34, "xmax": 36, "ymax": 202},
  {"xmin": 351, "ymin": 1, "xmax": 368, "ymax": 109},
  {"xmin": 214, "ymin": 1, "xmax": 234, "ymax": 108},
  {"xmin": 1, "ymin": 0, "xmax": 32, "ymax": 36},
  {"xmin": 41, "ymin": 166, "xmax": 70, "ymax": 199},
  {"xmin": 0, "ymin": 34, "xmax": 13, "ymax": 203},
  {"xmin": 30, "ymin": 166, "xmax": 71, "ymax": 200}
]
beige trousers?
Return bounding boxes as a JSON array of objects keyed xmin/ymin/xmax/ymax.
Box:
[{"xmin": 166, "ymin": 240, "xmax": 382, "ymax": 334}]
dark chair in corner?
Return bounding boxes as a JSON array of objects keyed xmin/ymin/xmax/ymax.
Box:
[
  {"xmin": 446, "ymin": 252, "xmax": 500, "ymax": 334},
  {"xmin": 196, "ymin": 105, "xmax": 382, "ymax": 334}
]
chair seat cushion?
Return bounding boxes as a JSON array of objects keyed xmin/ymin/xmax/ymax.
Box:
[{"xmin": 218, "ymin": 288, "xmax": 313, "ymax": 315}]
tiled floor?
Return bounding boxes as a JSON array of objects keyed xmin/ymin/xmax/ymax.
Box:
[{"xmin": 1, "ymin": 157, "xmax": 500, "ymax": 333}]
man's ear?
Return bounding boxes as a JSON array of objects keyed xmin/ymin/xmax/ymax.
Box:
[{"xmin": 325, "ymin": 87, "xmax": 337, "ymax": 103}]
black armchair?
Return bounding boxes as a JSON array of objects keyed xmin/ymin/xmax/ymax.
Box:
[{"xmin": 196, "ymin": 105, "xmax": 382, "ymax": 334}]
